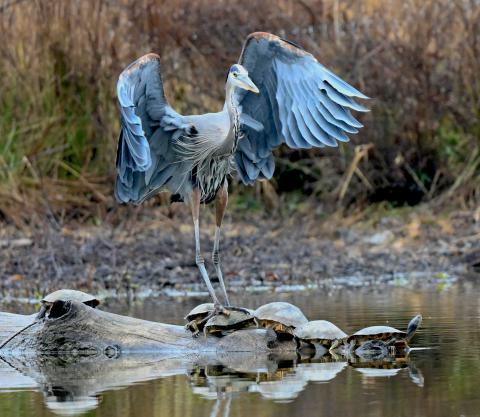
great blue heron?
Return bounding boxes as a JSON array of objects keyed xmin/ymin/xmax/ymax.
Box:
[{"xmin": 115, "ymin": 32, "xmax": 368, "ymax": 316}]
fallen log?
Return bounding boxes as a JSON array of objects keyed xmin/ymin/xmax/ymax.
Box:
[
  {"xmin": 0, "ymin": 300, "xmax": 296, "ymax": 355},
  {"xmin": 0, "ymin": 302, "xmax": 423, "ymax": 414}
]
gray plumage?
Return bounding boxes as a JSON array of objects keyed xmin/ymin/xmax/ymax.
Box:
[
  {"xmin": 114, "ymin": 32, "xmax": 368, "ymax": 310},
  {"xmin": 115, "ymin": 32, "xmax": 368, "ymax": 204}
]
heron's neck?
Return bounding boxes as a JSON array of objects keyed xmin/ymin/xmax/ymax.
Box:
[
  {"xmin": 215, "ymin": 83, "xmax": 240, "ymax": 156},
  {"xmin": 225, "ymin": 83, "xmax": 239, "ymax": 126}
]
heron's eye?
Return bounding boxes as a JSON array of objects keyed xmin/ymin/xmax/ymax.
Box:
[{"xmin": 233, "ymin": 72, "xmax": 238, "ymax": 78}]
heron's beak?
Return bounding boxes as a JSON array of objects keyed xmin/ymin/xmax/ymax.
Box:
[{"xmin": 239, "ymin": 74, "xmax": 259, "ymax": 94}]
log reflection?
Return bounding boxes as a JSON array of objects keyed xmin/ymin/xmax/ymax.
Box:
[{"xmin": 0, "ymin": 350, "xmax": 422, "ymax": 415}]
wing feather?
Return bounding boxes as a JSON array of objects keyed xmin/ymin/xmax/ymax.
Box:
[
  {"xmin": 322, "ymin": 82, "xmax": 369, "ymax": 112},
  {"xmin": 292, "ymin": 78, "xmax": 337, "ymax": 146},
  {"xmin": 261, "ymin": 154, "xmax": 275, "ymax": 179},
  {"xmin": 242, "ymin": 153, "xmax": 261, "ymax": 180},
  {"xmin": 318, "ymin": 63, "xmax": 369, "ymax": 99},
  {"xmin": 286, "ymin": 79, "xmax": 318, "ymax": 147},
  {"xmin": 115, "ymin": 54, "xmax": 189, "ymax": 204},
  {"xmin": 234, "ymin": 32, "xmax": 368, "ymax": 184}
]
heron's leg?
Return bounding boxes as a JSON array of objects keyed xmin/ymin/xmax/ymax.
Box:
[
  {"xmin": 213, "ymin": 183, "xmax": 230, "ymax": 306},
  {"xmin": 190, "ymin": 189, "xmax": 220, "ymax": 306}
]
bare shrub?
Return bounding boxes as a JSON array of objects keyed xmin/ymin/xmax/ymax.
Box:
[{"xmin": 0, "ymin": 0, "xmax": 478, "ymax": 225}]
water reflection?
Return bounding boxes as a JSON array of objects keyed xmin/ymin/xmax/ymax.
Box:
[
  {"xmin": 209, "ymin": 396, "xmax": 232, "ymax": 417},
  {"xmin": 2, "ymin": 283, "xmax": 480, "ymax": 417},
  {"xmin": 45, "ymin": 393, "xmax": 99, "ymax": 416},
  {"xmin": 350, "ymin": 358, "xmax": 424, "ymax": 387},
  {"xmin": 0, "ymin": 350, "xmax": 422, "ymax": 415}
]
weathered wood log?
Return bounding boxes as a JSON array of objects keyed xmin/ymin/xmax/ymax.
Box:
[
  {"xmin": 0, "ymin": 301, "xmax": 296, "ymax": 355},
  {"xmin": 0, "ymin": 311, "xmax": 36, "ymax": 344},
  {"xmin": 0, "ymin": 336, "xmax": 300, "ymax": 415},
  {"xmin": 0, "ymin": 303, "xmax": 422, "ymax": 415},
  {"xmin": 0, "ymin": 300, "xmax": 298, "ymax": 413}
]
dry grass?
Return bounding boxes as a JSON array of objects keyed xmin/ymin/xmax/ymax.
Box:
[{"xmin": 0, "ymin": 0, "xmax": 479, "ymax": 227}]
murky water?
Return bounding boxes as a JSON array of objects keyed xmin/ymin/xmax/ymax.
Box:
[{"xmin": 1, "ymin": 278, "xmax": 479, "ymax": 417}]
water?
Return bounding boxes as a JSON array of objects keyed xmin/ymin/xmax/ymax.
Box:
[{"xmin": 1, "ymin": 278, "xmax": 479, "ymax": 417}]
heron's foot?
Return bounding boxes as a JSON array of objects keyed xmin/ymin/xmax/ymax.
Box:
[
  {"xmin": 195, "ymin": 304, "xmax": 251, "ymax": 333},
  {"xmin": 192, "ymin": 304, "xmax": 230, "ymax": 335},
  {"xmin": 223, "ymin": 306, "xmax": 252, "ymax": 316},
  {"xmin": 184, "ymin": 303, "xmax": 231, "ymax": 337}
]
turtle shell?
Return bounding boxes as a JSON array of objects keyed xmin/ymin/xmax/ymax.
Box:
[
  {"xmin": 254, "ymin": 302, "xmax": 308, "ymax": 329},
  {"xmin": 347, "ymin": 326, "xmax": 406, "ymax": 344},
  {"xmin": 348, "ymin": 315, "xmax": 422, "ymax": 345},
  {"xmin": 42, "ymin": 289, "xmax": 99, "ymax": 307},
  {"xmin": 294, "ymin": 320, "xmax": 348, "ymax": 343},
  {"xmin": 204, "ymin": 310, "xmax": 255, "ymax": 335},
  {"xmin": 185, "ymin": 303, "xmax": 215, "ymax": 321}
]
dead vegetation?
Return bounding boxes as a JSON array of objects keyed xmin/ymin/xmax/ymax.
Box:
[
  {"xmin": 0, "ymin": 0, "xmax": 479, "ymax": 227},
  {"xmin": 0, "ymin": 204, "xmax": 478, "ymax": 299}
]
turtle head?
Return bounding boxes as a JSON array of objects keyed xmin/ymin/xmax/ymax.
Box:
[
  {"xmin": 37, "ymin": 303, "xmax": 49, "ymax": 320},
  {"xmin": 406, "ymin": 315, "xmax": 422, "ymax": 341}
]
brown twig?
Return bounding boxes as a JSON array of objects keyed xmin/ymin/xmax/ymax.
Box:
[{"xmin": 337, "ymin": 144, "xmax": 374, "ymax": 202}]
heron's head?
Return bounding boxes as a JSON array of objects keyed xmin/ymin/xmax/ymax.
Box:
[{"xmin": 227, "ymin": 64, "xmax": 259, "ymax": 93}]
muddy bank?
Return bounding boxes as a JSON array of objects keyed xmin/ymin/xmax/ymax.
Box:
[{"xmin": 0, "ymin": 205, "xmax": 479, "ymax": 301}]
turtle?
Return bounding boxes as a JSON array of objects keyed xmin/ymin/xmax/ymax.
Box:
[
  {"xmin": 293, "ymin": 320, "xmax": 348, "ymax": 353},
  {"xmin": 253, "ymin": 302, "xmax": 308, "ymax": 338},
  {"xmin": 353, "ymin": 339, "xmax": 391, "ymax": 359},
  {"xmin": 352, "ymin": 361, "xmax": 406, "ymax": 378},
  {"xmin": 253, "ymin": 374, "xmax": 307, "ymax": 401},
  {"xmin": 184, "ymin": 303, "xmax": 215, "ymax": 336},
  {"xmin": 38, "ymin": 289, "xmax": 100, "ymax": 319},
  {"xmin": 298, "ymin": 361, "xmax": 347, "ymax": 383},
  {"xmin": 0, "ymin": 289, "xmax": 99, "ymax": 350},
  {"xmin": 203, "ymin": 310, "xmax": 255, "ymax": 337},
  {"xmin": 347, "ymin": 314, "xmax": 422, "ymax": 354}
]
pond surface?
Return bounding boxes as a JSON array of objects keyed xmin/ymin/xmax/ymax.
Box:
[{"xmin": 1, "ymin": 278, "xmax": 479, "ymax": 417}]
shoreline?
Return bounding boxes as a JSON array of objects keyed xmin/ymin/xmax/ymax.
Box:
[{"xmin": 1, "ymin": 205, "xmax": 478, "ymax": 301}]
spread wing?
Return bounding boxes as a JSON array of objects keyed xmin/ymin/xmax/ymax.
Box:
[
  {"xmin": 115, "ymin": 54, "xmax": 190, "ymax": 203},
  {"xmin": 234, "ymin": 32, "xmax": 369, "ymax": 184}
]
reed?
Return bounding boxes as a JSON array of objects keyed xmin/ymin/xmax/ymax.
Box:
[{"xmin": 1, "ymin": 0, "xmax": 478, "ymax": 225}]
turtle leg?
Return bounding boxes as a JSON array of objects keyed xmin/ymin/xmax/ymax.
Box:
[
  {"xmin": 329, "ymin": 350, "xmax": 341, "ymax": 361},
  {"xmin": 385, "ymin": 337, "xmax": 395, "ymax": 354},
  {"xmin": 185, "ymin": 320, "xmax": 200, "ymax": 337},
  {"xmin": 212, "ymin": 183, "xmax": 230, "ymax": 306},
  {"xmin": 329, "ymin": 339, "xmax": 340, "ymax": 353},
  {"xmin": 190, "ymin": 189, "xmax": 222, "ymax": 307},
  {"xmin": 343, "ymin": 340, "xmax": 356, "ymax": 359}
]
